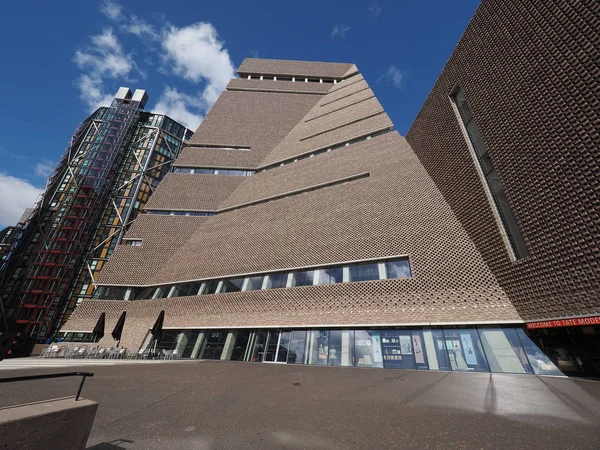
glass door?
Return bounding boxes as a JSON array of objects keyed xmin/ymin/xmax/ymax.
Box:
[{"xmin": 263, "ymin": 330, "xmax": 290, "ymax": 363}]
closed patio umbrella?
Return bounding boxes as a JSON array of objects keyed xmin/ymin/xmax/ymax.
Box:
[
  {"xmin": 92, "ymin": 312, "xmax": 106, "ymax": 343},
  {"xmin": 111, "ymin": 311, "xmax": 127, "ymax": 347},
  {"xmin": 150, "ymin": 310, "xmax": 165, "ymax": 351}
]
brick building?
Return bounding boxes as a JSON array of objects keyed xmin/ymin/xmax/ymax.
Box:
[{"xmin": 60, "ymin": 0, "xmax": 599, "ymax": 376}]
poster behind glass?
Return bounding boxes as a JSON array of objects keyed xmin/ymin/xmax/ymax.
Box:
[
  {"xmin": 354, "ymin": 330, "xmax": 384, "ymax": 368},
  {"xmin": 443, "ymin": 329, "xmax": 489, "ymax": 372},
  {"xmin": 381, "ymin": 330, "xmax": 415, "ymax": 369}
]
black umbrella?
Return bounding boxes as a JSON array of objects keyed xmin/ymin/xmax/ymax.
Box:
[
  {"xmin": 92, "ymin": 312, "xmax": 106, "ymax": 343},
  {"xmin": 150, "ymin": 310, "xmax": 165, "ymax": 351},
  {"xmin": 111, "ymin": 311, "xmax": 127, "ymax": 346}
]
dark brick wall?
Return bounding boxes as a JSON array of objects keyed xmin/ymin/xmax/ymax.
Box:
[{"xmin": 406, "ymin": 0, "xmax": 599, "ymax": 321}]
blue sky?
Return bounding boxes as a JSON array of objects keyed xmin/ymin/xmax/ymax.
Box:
[{"xmin": 0, "ymin": 0, "xmax": 480, "ymax": 227}]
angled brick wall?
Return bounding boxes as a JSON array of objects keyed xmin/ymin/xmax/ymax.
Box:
[{"xmin": 406, "ymin": 0, "xmax": 599, "ymax": 321}]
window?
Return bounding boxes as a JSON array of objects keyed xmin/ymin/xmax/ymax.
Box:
[
  {"xmin": 221, "ymin": 278, "xmax": 244, "ymax": 293},
  {"xmin": 171, "ymin": 283, "xmax": 201, "ymax": 297},
  {"xmin": 243, "ymin": 276, "xmax": 264, "ymax": 291},
  {"xmin": 385, "ymin": 259, "xmax": 411, "ymax": 279},
  {"xmin": 349, "ymin": 262, "xmax": 380, "ymax": 282},
  {"xmin": 265, "ymin": 273, "xmax": 287, "ymax": 289},
  {"xmin": 318, "ymin": 267, "xmax": 343, "ymax": 284},
  {"xmin": 201, "ymin": 279, "xmax": 220, "ymax": 295},
  {"xmin": 290, "ymin": 270, "xmax": 315, "ymax": 287},
  {"xmin": 451, "ymin": 88, "xmax": 528, "ymax": 259}
]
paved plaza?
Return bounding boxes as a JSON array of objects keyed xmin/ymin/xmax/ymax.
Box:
[{"xmin": 1, "ymin": 359, "xmax": 599, "ymax": 449}]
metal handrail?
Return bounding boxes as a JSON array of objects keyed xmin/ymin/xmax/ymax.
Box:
[{"xmin": 0, "ymin": 372, "xmax": 94, "ymax": 401}]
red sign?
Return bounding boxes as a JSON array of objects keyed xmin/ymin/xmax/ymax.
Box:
[{"xmin": 526, "ymin": 316, "xmax": 600, "ymax": 329}]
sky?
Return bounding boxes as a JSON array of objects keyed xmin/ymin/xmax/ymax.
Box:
[{"xmin": 0, "ymin": 0, "xmax": 480, "ymax": 227}]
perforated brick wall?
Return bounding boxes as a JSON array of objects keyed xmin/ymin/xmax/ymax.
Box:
[{"xmin": 406, "ymin": 0, "xmax": 599, "ymax": 321}]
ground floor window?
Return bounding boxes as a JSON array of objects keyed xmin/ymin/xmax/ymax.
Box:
[{"xmin": 138, "ymin": 325, "xmax": 599, "ymax": 377}]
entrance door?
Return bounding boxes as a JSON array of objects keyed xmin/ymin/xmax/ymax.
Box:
[{"xmin": 263, "ymin": 330, "xmax": 290, "ymax": 363}]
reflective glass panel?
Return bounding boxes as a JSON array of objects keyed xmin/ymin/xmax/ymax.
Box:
[
  {"xmin": 478, "ymin": 328, "xmax": 532, "ymax": 373},
  {"xmin": 277, "ymin": 331, "xmax": 290, "ymax": 362},
  {"xmin": 266, "ymin": 273, "xmax": 287, "ymax": 289},
  {"xmin": 349, "ymin": 262, "xmax": 380, "ymax": 282},
  {"xmin": 328, "ymin": 330, "xmax": 354, "ymax": 367},
  {"xmin": 291, "ymin": 270, "xmax": 315, "ymax": 287},
  {"xmin": 307, "ymin": 330, "xmax": 329, "ymax": 365},
  {"xmin": 288, "ymin": 330, "xmax": 307, "ymax": 364},
  {"xmin": 319, "ymin": 267, "xmax": 343, "ymax": 284},
  {"xmin": 381, "ymin": 330, "xmax": 415, "ymax": 369},
  {"xmin": 515, "ymin": 328, "xmax": 562, "ymax": 376},
  {"xmin": 354, "ymin": 330, "xmax": 384, "ymax": 368},
  {"xmin": 421, "ymin": 329, "xmax": 451, "ymax": 370},
  {"xmin": 385, "ymin": 259, "xmax": 412, "ymax": 279},
  {"xmin": 199, "ymin": 330, "xmax": 228, "ymax": 359},
  {"xmin": 244, "ymin": 276, "xmax": 264, "ymax": 291},
  {"xmin": 221, "ymin": 278, "xmax": 244, "ymax": 293},
  {"xmin": 201, "ymin": 280, "xmax": 219, "ymax": 295},
  {"xmin": 410, "ymin": 329, "xmax": 430, "ymax": 370},
  {"xmin": 228, "ymin": 329, "xmax": 251, "ymax": 361},
  {"xmin": 443, "ymin": 328, "xmax": 489, "ymax": 372},
  {"xmin": 248, "ymin": 330, "xmax": 268, "ymax": 362}
]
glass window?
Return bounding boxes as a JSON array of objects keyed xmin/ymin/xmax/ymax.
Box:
[
  {"xmin": 195, "ymin": 168, "xmax": 213, "ymax": 174},
  {"xmin": 277, "ymin": 331, "xmax": 290, "ymax": 362},
  {"xmin": 515, "ymin": 328, "xmax": 562, "ymax": 376},
  {"xmin": 421, "ymin": 329, "xmax": 451, "ymax": 370},
  {"xmin": 248, "ymin": 330, "xmax": 268, "ymax": 362},
  {"xmin": 328, "ymin": 330, "xmax": 354, "ymax": 367},
  {"xmin": 478, "ymin": 328, "xmax": 533, "ymax": 374},
  {"xmin": 290, "ymin": 270, "xmax": 315, "ymax": 287},
  {"xmin": 201, "ymin": 279, "xmax": 220, "ymax": 295},
  {"xmin": 199, "ymin": 330, "xmax": 228, "ymax": 359},
  {"xmin": 151, "ymin": 286, "xmax": 169, "ymax": 299},
  {"xmin": 443, "ymin": 328, "xmax": 489, "ymax": 372},
  {"xmin": 221, "ymin": 278, "xmax": 244, "ymax": 293},
  {"xmin": 174, "ymin": 167, "xmax": 193, "ymax": 174},
  {"xmin": 349, "ymin": 262, "xmax": 380, "ymax": 282},
  {"xmin": 381, "ymin": 330, "xmax": 415, "ymax": 369},
  {"xmin": 266, "ymin": 273, "xmax": 287, "ymax": 289},
  {"xmin": 452, "ymin": 88, "xmax": 528, "ymax": 259},
  {"xmin": 318, "ymin": 267, "xmax": 343, "ymax": 284},
  {"xmin": 288, "ymin": 330, "xmax": 307, "ymax": 364},
  {"xmin": 228, "ymin": 329, "xmax": 251, "ymax": 361},
  {"xmin": 244, "ymin": 276, "xmax": 264, "ymax": 291},
  {"xmin": 171, "ymin": 283, "xmax": 202, "ymax": 297},
  {"xmin": 385, "ymin": 259, "xmax": 412, "ymax": 279},
  {"xmin": 410, "ymin": 329, "xmax": 431, "ymax": 370},
  {"xmin": 306, "ymin": 330, "xmax": 329, "ymax": 366},
  {"xmin": 354, "ymin": 330, "xmax": 384, "ymax": 368}
]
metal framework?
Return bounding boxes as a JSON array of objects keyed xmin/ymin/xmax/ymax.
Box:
[{"xmin": 7, "ymin": 97, "xmax": 142, "ymax": 343}]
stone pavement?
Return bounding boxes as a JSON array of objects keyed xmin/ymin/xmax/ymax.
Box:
[{"xmin": 1, "ymin": 360, "xmax": 599, "ymax": 449}]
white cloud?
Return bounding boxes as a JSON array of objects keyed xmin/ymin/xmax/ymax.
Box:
[
  {"xmin": 100, "ymin": 0, "xmax": 123, "ymax": 21},
  {"xmin": 123, "ymin": 15, "xmax": 158, "ymax": 40},
  {"xmin": 162, "ymin": 22, "xmax": 235, "ymax": 108},
  {"xmin": 153, "ymin": 87, "xmax": 203, "ymax": 131},
  {"xmin": 34, "ymin": 161, "xmax": 55, "ymax": 178},
  {"xmin": 369, "ymin": 4, "xmax": 382, "ymax": 18},
  {"xmin": 378, "ymin": 65, "xmax": 405, "ymax": 88},
  {"xmin": 0, "ymin": 173, "xmax": 42, "ymax": 227},
  {"xmin": 73, "ymin": 28, "xmax": 133, "ymax": 111},
  {"xmin": 330, "ymin": 24, "xmax": 351, "ymax": 39}
]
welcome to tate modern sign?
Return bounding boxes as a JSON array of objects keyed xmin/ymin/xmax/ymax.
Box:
[{"xmin": 526, "ymin": 316, "xmax": 600, "ymax": 329}]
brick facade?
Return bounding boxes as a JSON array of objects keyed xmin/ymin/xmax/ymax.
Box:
[
  {"xmin": 63, "ymin": 1, "xmax": 598, "ymax": 347},
  {"xmin": 406, "ymin": 0, "xmax": 599, "ymax": 321}
]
